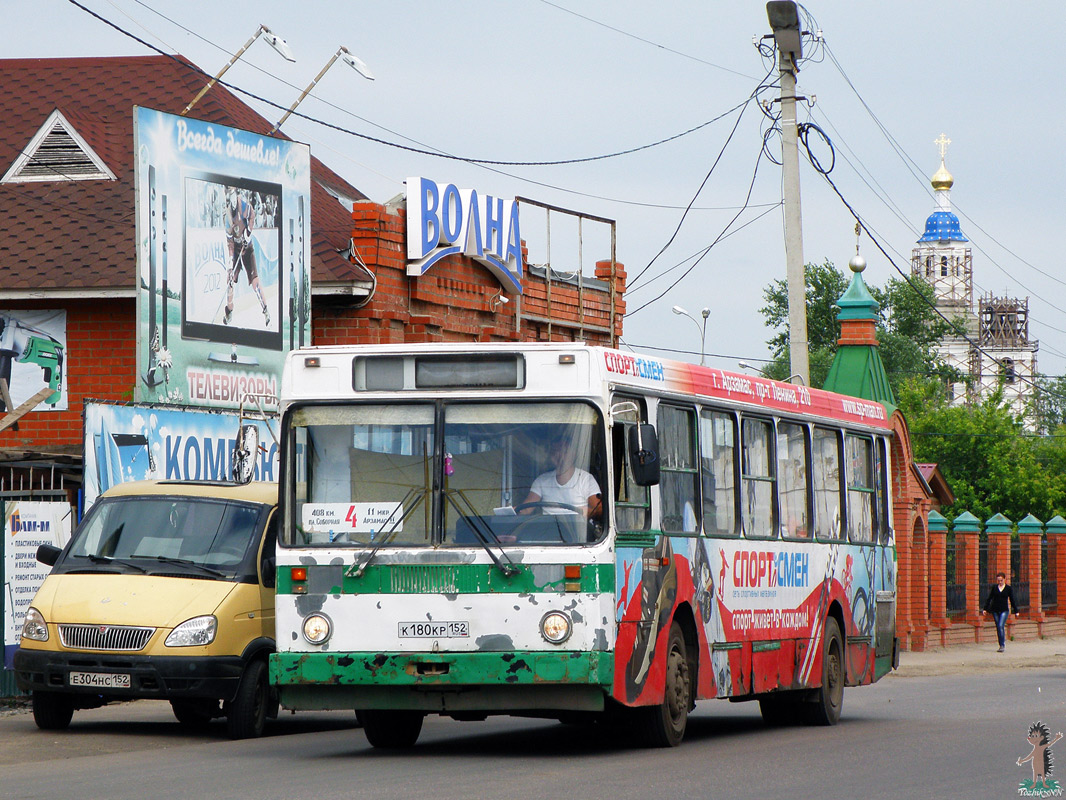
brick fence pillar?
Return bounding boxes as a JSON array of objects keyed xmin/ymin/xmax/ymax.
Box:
[
  {"xmin": 953, "ymin": 512, "xmax": 982, "ymax": 628},
  {"xmin": 927, "ymin": 510, "xmax": 949, "ymax": 631},
  {"xmin": 1018, "ymin": 514, "xmax": 1044, "ymax": 622},
  {"xmin": 1048, "ymin": 516, "xmax": 1066, "ymax": 618}
]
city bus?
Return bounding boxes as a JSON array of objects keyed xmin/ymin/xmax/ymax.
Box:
[{"xmin": 270, "ymin": 342, "xmax": 899, "ymax": 748}]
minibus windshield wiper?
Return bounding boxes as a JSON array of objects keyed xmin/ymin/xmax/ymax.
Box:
[
  {"xmin": 142, "ymin": 556, "xmax": 227, "ymax": 578},
  {"xmin": 82, "ymin": 553, "xmax": 148, "ymax": 574}
]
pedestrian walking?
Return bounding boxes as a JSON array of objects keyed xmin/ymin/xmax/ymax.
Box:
[{"xmin": 982, "ymin": 571, "xmax": 1019, "ymax": 652}]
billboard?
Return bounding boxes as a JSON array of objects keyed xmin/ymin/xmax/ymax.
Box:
[
  {"xmin": 3, "ymin": 502, "xmax": 72, "ymax": 668},
  {"xmin": 0, "ymin": 310, "xmax": 66, "ymax": 413},
  {"xmin": 83, "ymin": 401, "xmax": 278, "ymax": 509},
  {"xmin": 133, "ymin": 108, "xmax": 312, "ymax": 410}
]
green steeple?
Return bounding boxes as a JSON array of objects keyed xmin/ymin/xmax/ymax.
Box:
[{"xmin": 821, "ymin": 254, "xmax": 897, "ymax": 412}]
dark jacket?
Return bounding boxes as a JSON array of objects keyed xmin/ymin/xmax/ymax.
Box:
[{"xmin": 984, "ymin": 583, "xmax": 1018, "ymax": 614}]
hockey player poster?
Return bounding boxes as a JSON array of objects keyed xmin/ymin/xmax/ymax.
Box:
[{"xmin": 133, "ymin": 107, "xmax": 311, "ymax": 411}]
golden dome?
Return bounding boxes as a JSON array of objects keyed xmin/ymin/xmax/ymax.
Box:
[{"xmin": 931, "ymin": 158, "xmax": 954, "ymax": 191}]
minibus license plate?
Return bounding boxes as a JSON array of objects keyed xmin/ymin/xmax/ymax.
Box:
[
  {"xmin": 69, "ymin": 671, "xmax": 131, "ymax": 689},
  {"xmin": 398, "ymin": 621, "xmax": 469, "ymax": 638}
]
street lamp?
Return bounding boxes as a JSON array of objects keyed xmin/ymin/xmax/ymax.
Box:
[
  {"xmin": 270, "ymin": 46, "xmax": 374, "ymax": 135},
  {"xmin": 672, "ymin": 305, "xmax": 710, "ymax": 366},
  {"xmin": 182, "ymin": 24, "xmax": 295, "ymax": 116}
]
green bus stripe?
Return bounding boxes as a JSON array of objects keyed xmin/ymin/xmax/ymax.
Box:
[
  {"xmin": 271, "ymin": 650, "xmax": 614, "ymax": 687},
  {"xmin": 276, "ymin": 562, "xmax": 615, "ymax": 595}
]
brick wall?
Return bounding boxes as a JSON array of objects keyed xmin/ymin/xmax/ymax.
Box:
[{"xmin": 317, "ymin": 201, "xmax": 625, "ymax": 346}]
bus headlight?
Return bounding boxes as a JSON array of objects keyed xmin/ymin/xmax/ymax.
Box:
[
  {"xmin": 165, "ymin": 615, "xmax": 217, "ymax": 647},
  {"xmin": 21, "ymin": 607, "xmax": 48, "ymax": 642},
  {"xmin": 302, "ymin": 613, "xmax": 332, "ymax": 645},
  {"xmin": 540, "ymin": 611, "xmax": 572, "ymax": 645}
]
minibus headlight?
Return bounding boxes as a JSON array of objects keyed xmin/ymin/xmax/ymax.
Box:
[
  {"xmin": 302, "ymin": 613, "xmax": 332, "ymax": 645},
  {"xmin": 540, "ymin": 611, "xmax": 572, "ymax": 644},
  {"xmin": 21, "ymin": 607, "xmax": 48, "ymax": 642},
  {"xmin": 165, "ymin": 615, "xmax": 217, "ymax": 647}
]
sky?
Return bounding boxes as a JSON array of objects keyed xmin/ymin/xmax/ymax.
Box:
[{"xmin": 4, "ymin": 0, "xmax": 1064, "ymax": 378}]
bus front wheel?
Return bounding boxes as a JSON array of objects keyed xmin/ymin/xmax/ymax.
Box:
[
  {"xmin": 361, "ymin": 710, "xmax": 424, "ymax": 749},
  {"xmin": 805, "ymin": 617, "xmax": 844, "ymax": 726},
  {"xmin": 632, "ymin": 621, "xmax": 691, "ymax": 747}
]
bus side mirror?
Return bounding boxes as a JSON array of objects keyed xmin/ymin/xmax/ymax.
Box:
[{"xmin": 628, "ymin": 424, "xmax": 660, "ymax": 486}]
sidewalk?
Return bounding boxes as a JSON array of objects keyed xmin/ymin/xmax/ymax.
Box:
[{"xmin": 893, "ymin": 635, "xmax": 1066, "ymax": 678}]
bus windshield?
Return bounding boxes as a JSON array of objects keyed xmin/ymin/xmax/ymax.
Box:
[{"xmin": 286, "ymin": 400, "xmax": 606, "ymax": 547}]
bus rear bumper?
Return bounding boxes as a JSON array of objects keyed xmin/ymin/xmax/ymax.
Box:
[{"xmin": 270, "ymin": 650, "xmax": 612, "ymax": 713}]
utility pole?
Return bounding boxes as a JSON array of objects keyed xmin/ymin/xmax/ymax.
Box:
[{"xmin": 766, "ymin": 1, "xmax": 809, "ymax": 386}]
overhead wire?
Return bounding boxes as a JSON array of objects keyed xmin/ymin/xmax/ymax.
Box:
[{"xmin": 71, "ymin": 0, "xmax": 747, "ymax": 169}]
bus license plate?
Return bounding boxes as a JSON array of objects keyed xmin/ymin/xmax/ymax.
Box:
[
  {"xmin": 69, "ymin": 671, "xmax": 131, "ymax": 689},
  {"xmin": 397, "ymin": 621, "xmax": 469, "ymax": 638}
]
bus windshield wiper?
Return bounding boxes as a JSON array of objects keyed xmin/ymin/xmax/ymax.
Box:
[
  {"xmin": 141, "ymin": 556, "xmax": 227, "ymax": 578},
  {"xmin": 444, "ymin": 490, "xmax": 519, "ymax": 578},
  {"xmin": 350, "ymin": 487, "xmax": 425, "ymax": 578}
]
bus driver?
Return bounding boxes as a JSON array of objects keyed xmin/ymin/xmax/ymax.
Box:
[{"xmin": 520, "ymin": 432, "xmax": 602, "ymax": 518}]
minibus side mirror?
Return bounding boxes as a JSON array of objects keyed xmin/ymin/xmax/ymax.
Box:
[
  {"xmin": 36, "ymin": 544, "xmax": 61, "ymax": 566},
  {"xmin": 261, "ymin": 556, "xmax": 276, "ymax": 589},
  {"xmin": 628, "ymin": 423, "xmax": 660, "ymax": 486}
]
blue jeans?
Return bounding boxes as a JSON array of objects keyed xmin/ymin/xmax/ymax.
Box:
[{"xmin": 993, "ymin": 611, "xmax": 1008, "ymax": 647}]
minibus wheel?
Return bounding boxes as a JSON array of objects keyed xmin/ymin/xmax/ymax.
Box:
[
  {"xmin": 32, "ymin": 691, "xmax": 74, "ymax": 730},
  {"xmin": 226, "ymin": 659, "xmax": 268, "ymax": 739}
]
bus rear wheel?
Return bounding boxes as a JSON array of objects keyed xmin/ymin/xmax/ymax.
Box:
[
  {"xmin": 361, "ymin": 710, "xmax": 424, "ymax": 749},
  {"xmin": 632, "ymin": 622, "xmax": 691, "ymax": 747},
  {"xmin": 805, "ymin": 617, "xmax": 844, "ymax": 726}
]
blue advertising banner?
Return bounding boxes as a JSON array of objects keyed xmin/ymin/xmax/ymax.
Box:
[
  {"xmin": 133, "ymin": 108, "xmax": 312, "ymax": 410},
  {"xmin": 83, "ymin": 401, "xmax": 278, "ymax": 509}
]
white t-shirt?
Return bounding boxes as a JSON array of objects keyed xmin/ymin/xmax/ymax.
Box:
[{"xmin": 529, "ymin": 468, "xmax": 600, "ymax": 514}]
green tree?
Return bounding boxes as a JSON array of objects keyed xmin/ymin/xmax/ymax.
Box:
[
  {"xmin": 1031, "ymin": 375, "xmax": 1066, "ymax": 435},
  {"xmin": 898, "ymin": 382, "xmax": 1066, "ymax": 522}
]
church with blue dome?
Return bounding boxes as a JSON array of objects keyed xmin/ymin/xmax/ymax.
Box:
[{"xmin": 909, "ymin": 135, "xmax": 1038, "ymax": 426}]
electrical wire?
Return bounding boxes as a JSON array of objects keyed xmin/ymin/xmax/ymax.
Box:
[{"xmin": 70, "ymin": 0, "xmax": 749, "ymax": 170}]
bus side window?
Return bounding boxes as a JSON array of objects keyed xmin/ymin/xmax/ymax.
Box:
[
  {"xmin": 813, "ymin": 428, "xmax": 844, "ymax": 540},
  {"xmin": 658, "ymin": 404, "xmax": 698, "ymax": 533},
  {"xmin": 876, "ymin": 436, "xmax": 890, "ymax": 544},
  {"xmin": 846, "ymin": 434, "xmax": 876, "ymax": 543},
  {"xmin": 741, "ymin": 417, "xmax": 776, "ymax": 538},
  {"xmin": 700, "ymin": 409, "xmax": 737, "ymax": 535},
  {"xmin": 777, "ymin": 422, "xmax": 810, "ymax": 539},
  {"xmin": 612, "ymin": 398, "xmax": 650, "ymax": 532}
]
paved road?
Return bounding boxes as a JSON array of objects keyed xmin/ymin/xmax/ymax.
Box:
[{"xmin": 2, "ymin": 639, "xmax": 1064, "ymax": 800}]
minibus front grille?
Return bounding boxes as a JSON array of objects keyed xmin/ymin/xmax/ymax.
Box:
[{"xmin": 58, "ymin": 624, "xmax": 155, "ymax": 651}]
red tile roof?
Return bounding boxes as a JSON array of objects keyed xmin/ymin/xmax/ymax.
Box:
[{"xmin": 0, "ymin": 55, "xmax": 370, "ymax": 293}]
